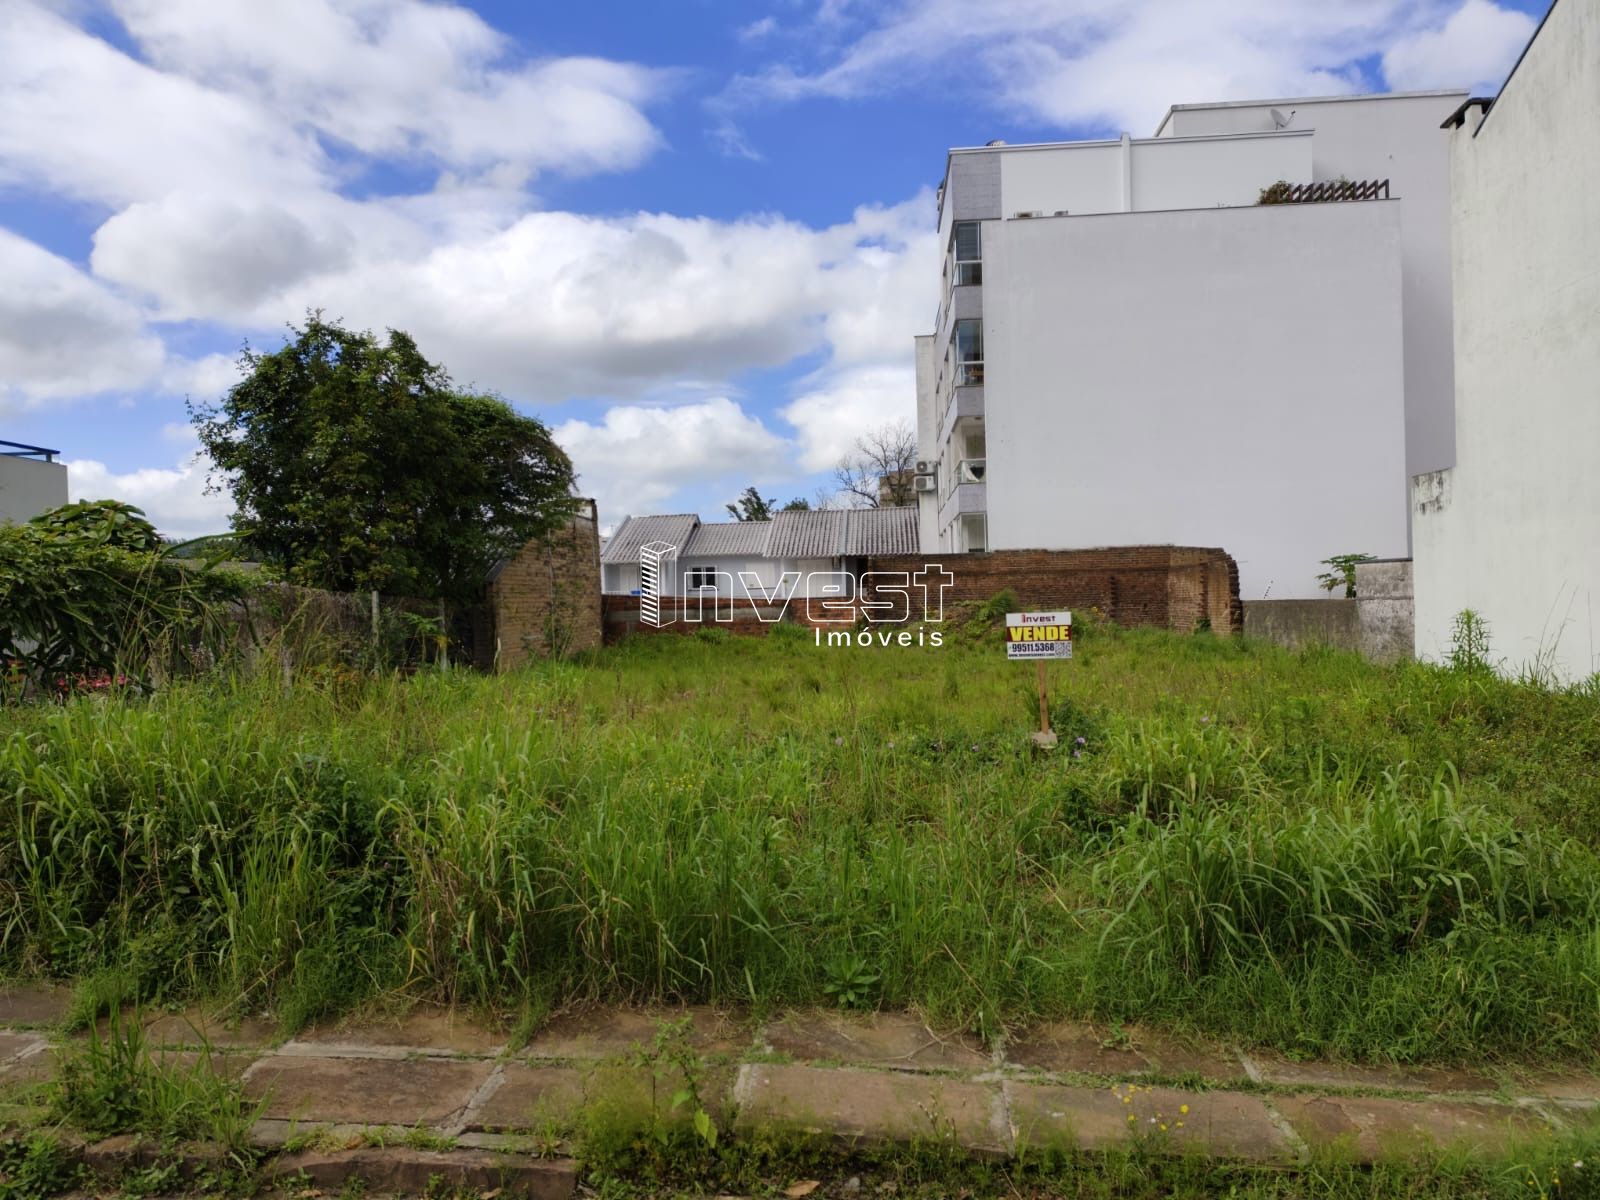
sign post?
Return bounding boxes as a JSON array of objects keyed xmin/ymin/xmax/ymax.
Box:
[{"xmin": 1005, "ymin": 610, "xmax": 1072, "ymax": 748}]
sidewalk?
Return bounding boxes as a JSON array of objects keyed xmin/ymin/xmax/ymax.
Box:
[{"xmin": 3, "ymin": 987, "xmax": 1596, "ymax": 1196}]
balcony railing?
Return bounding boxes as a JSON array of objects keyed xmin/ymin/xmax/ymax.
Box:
[
  {"xmin": 956, "ymin": 458, "xmax": 987, "ymax": 484},
  {"xmin": 955, "ymin": 361, "xmax": 985, "ymax": 387}
]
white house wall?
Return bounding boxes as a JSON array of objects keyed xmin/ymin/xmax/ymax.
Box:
[
  {"xmin": 1413, "ymin": 2, "xmax": 1600, "ymax": 682},
  {"xmin": 1127, "ymin": 134, "xmax": 1309, "ymax": 211},
  {"xmin": 1162, "ymin": 93, "xmax": 1465, "ymax": 480},
  {"xmin": 982, "ymin": 201, "xmax": 1408, "ymax": 601},
  {"xmin": 992, "ymin": 133, "xmax": 1310, "ymax": 219}
]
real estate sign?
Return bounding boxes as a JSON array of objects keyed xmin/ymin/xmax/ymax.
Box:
[{"xmin": 1005, "ymin": 610, "xmax": 1073, "ymax": 660}]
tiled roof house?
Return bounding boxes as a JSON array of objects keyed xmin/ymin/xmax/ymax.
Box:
[{"xmin": 600, "ymin": 507, "xmax": 919, "ymax": 597}]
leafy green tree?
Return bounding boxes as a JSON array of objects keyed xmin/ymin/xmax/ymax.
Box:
[
  {"xmin": 725, "ymin": 486, "xmax": 775, "ymax": 522},
  {"xmin": 726, "ymin": 487, "xmax": 809, "ymax": 520},
  {"xmin": 191, "ymin": 315, "xmax": 575, "ymax": 602},
  {"xmin": 1316, "ymin": 553, "xmax": 1376, "ymax": 599}
]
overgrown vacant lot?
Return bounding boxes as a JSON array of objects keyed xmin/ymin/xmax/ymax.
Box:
[{"xmin": 3, "ymin": 617, "xmax": 1599, "ymax": 1067}]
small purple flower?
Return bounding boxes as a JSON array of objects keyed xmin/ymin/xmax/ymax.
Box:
[
  {"xmin": 834, "ymin": 736, "xmax": 844, "ymax": 746},
  {"xmin": 1072, "ymin": 749, "xmax": 1082, "ymax": 759},
  {"xmin": 1075, "ymin": 736, "xmax": 1086, "ymax": 745}
]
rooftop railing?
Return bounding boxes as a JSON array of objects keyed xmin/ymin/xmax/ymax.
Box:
[{"xmin": 1, "ymin": 440, "xmax": 61, "ymax": 462}]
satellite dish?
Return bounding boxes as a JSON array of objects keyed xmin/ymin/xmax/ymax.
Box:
[{"xmin": 1270, "ymin": 107, "xmax": 1294, "ymax": 129}]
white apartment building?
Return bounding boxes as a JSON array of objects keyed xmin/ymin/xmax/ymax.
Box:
[
  {"xmin": 914, "ymin": 91, "xmax": 1466, "ymax": 600},
  {"xmin": 1414, "ymin": 0, "xmax": 1600, "ymax": 682}
]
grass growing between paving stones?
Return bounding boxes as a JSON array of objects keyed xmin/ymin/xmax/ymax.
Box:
[
  {"xmin": 52, "ymin": 1011, "xmax": 263, "ymax": 1155},
  {"xmin": 2, "ymin": 617, "xmax": 1599, "ymax": 1065}
]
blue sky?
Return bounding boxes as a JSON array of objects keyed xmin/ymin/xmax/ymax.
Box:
[{"xmin": 0, "ymin": 0, "xmax": 1549, "ymax": 535}]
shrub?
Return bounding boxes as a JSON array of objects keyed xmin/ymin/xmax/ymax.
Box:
[
  {"xmin": 0, "ymin": 504, "xmax": 249, "ymax": 701},
  {"xmin": 973, "ymin": 588, "xmax": 1019, "ymax": 624}
]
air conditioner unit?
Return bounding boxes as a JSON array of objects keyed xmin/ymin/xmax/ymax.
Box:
[
  {"xmin": 915, "ymin": 460, "xmax": 933, "ymax": 475},
  {"xmin": 913, "ymin": 475, "xmax": 937, "ymax": 494}
]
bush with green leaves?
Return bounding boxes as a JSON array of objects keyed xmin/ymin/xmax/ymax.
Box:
[{"xmin": 0, "ymin": 502, "xmax": 250, "ymax": 701}]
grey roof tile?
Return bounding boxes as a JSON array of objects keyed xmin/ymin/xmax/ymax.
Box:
[
  {"xmin": 843, "ymin": 506, "xmax": 920, "ymax": 556},
  {"xmin": 600, "ymin": 514, "xmax": 699, "ymax": 564},
  {"xmin": 767, "ymin": 509, "xmax": 847, "ymax": 558},
  {"xmin": 682, "ymin": 521, "xmax": 773, "ymax": 557}
]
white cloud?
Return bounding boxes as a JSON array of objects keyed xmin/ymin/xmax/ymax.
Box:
[
  {"xmin": 66, "ymin": 453, "xmax": 233, "ymax": 540},
  {"xmin": 0, "ymin": 2, "xmax": 328, "ymax": 208},
  {"xmin": 716, "ymin": 0, "xmax": 1536, "ymax": 141},
  {"xmin": 781, "ymin": 364, "xmax": 916, "ymax": 472},
  {"xmin": 110, "ymin": 0, "xmax": 668, "ymax": 179},
  {"xmin": 1382, "ymin": 0, "xmax": 1536, "ymax": 92},
  {"xmin": 0, "ymin": 229, "xmax": 166, "ymax": 411},
  {"xmin": 160, "ymin": 354, "xmax": 245, "ymax": 404},
  {"xmin": 553, "ymin": 398, "xmax": 791, "ymax": 520},
  {"xmin": 90, "ymin": 186, "xmax": 938, "ymax": 404}
]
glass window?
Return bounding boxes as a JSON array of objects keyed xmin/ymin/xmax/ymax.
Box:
[
  {"xmin": 953, "ymin": 222, "xmax": 982, "ymax": 285},
  {"xmin": 953, "ymin": 221, "xmax": 981, "ymax": 262},
  {"xmin": 954, "ymin": 319, "xmax": 982, "ymax": 363}
]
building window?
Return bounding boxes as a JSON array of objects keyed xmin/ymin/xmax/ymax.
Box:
[
  {"xmin": 953, "ymin": 319, "xmax": 983, "ymax": 386},
  {"xmin": 961, "ymin": 514, "xmax": 988, "ymax": 553},
  {"xmin": 953, "ymin": 221, "xmax": 982, "ymax": 286},
  {"xmin": 686, "ymin": 568, "xmax": 719, "ymax": 592}
]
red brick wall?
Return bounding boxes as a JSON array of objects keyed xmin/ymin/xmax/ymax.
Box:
[
  {"xmin": 866, "ymin": 546, "xmax": 1240, "ymax": 633},
  {"xmin": 480, "ymin": 500, "xmax": 603, "ymax": 669},
  {"xmin": 601, "ymin": 545, "xmax": 1240, "ymax": 642}
]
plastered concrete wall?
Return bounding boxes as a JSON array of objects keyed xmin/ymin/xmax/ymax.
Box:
[
  {"xmin": 1163, "ymin": 92, "xmax": 1465, "ymax": 481},
  {"xmin": 982, "ymin": 200, "xmax": 1408, "ymax": 602},
  {"xmin": 0, "ymin": 456, "xmax": 68, "ymax": 524},
  {"xmin": 1354, "ymin": 558, "xmax": 1414, "ymax": 664},
  {"xmin": 1413, "ymin": 2, "xmax": 1600, "ymax": 683}
]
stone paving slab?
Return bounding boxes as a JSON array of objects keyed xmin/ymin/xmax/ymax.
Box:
[
  {"xmin": 1272, "ymin": 1094, "xmax": 1555, "ymax": 1160},
  {"xmin": 734, "ymin": 1063, "xmax": 1008, "ymax": 1155},
  {"xmin": 1249, "ymin": 1055, "xmax": 1499, "ymax": 1096},
  {"xmin": 0, "ymin": 1031, "xmax": 46, "ymax": 1064},
  {"xmin": 1517, "ymin": 1072, "xmax": 1600, "ymax": 1105},
  {"xmin": 1007, "ymin": 1080, "xmax": 1295, "ymax": 1163},
  {"xmin": 263, "ymin": 1146, "xmax": 576, "ymax": 1199},
  {"xmin": 1007, "ymin": 1022, "xmax": 1244, "ymax": 1082},
  {"xmin": 470, "ymin": 1065, "xmax": 588, "ymax": 1133},
  {"xmin": 0, "ymin": 1043, "xmax": 59, "ymax": 1088},
  {"xmin": 525, "ymin": 1006, "xmax": 749, "ymax": 1061},
  {"xmin": 763, "ymin": 1010, "xmax": 989, "ymax": 1072},
  {"xmin": 144, "ymin": 1008, "xmax": 278, "ymax": 1050},
  {"xmin": 244, "ymin": 1053, "xmax": 494, "ymax": 1126},
  {"xmin": 149, "ymin": 1048, "xmax": 261, "ymax": 1081},
  {"xmin": 296, "ymin": 1004, "xmax": 506, "ymax": 1057},
  {"xmin": 0, "ymin": 984, "xmax": 71, "ymax": 1026}
]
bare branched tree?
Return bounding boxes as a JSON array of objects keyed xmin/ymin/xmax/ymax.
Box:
[{"xmin": 832, "ymin": 421, "xmax": 918, "ymax": 509}]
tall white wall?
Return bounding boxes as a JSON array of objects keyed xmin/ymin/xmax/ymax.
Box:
[
  {"xmin": 0, "ymin": 456, "xmax": 68, "ymax": 525},
  {"xmin": 1413, "ymin": 2, "xmax": 1600, "ymax": 683},
  {"xmin": 1162, "ymin": 93, "xmax": 1465, "ymax": 480},
  {"xmin": 982, "ymin": 202, "xmax": 1408, "ymax": 601}
]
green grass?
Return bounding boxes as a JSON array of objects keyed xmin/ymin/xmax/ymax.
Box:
[{"xmin": 2, "ymin": 617, "xmax": 1599, "ymax": 1066}]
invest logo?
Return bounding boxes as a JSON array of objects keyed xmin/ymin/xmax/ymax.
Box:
[{"xmin": 638, "ymin": 557, "xmax": 953, "ymax": 645}]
